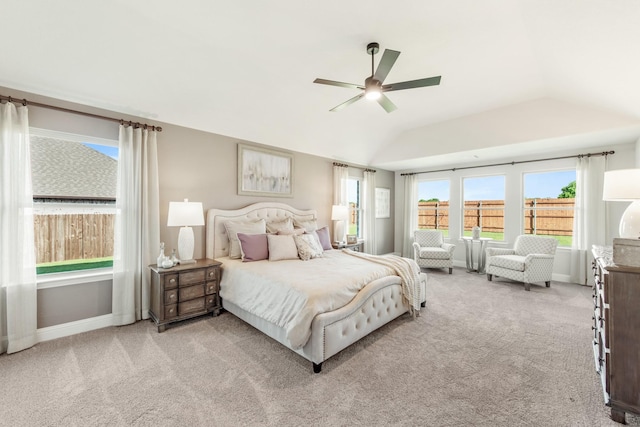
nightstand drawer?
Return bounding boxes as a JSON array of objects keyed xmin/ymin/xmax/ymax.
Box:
[
  {"xmin": 165, "ymin": 289, "xmax": 178, "ymax": 304},
  {"xmin": 205, "ymin": 281, "xmax": 218, "ymax": 294},
  {"xmin": 164, "ymin": 304, "xmax": 177, "ymax": 319},
  {"xmin": 164, "ymin": 274, "xmax": 179, "ymax": 289},
  {"xmin": 179, "ymin": 298, "xmax": 205, "ymax": 315},
  {"xmin": 179, "ymin": 284, "xmax": 205, "ymax": 301},
  {"xmin": 205, "ymin": 294, "xmax": 217, "ymax": 308},
  {"xmin": 179, "ymin": 270, "xmax": 205, "ymax": 286},
  {"xmin": 206, "ymin": 267, "xmax": 218, "ymax": 281}
]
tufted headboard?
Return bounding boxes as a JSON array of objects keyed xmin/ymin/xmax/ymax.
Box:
[{"xmin": 206, "ymin": 202, "xmax": 317, "ymax": 259}]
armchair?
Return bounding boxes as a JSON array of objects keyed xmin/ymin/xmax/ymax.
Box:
[
  {"xmin": 486, "ymin": 235, "xmax": 558, "ymax": 291},
  {"xmin": 413, "ymin": 230, "xmax": 456, "ymax": 274}
]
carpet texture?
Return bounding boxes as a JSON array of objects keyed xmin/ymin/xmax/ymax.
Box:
[{"xmin": 1, "ymin": 269, "xmax": 639, "ymax": 426}]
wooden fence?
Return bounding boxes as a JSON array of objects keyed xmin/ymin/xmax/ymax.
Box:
[
  {"xmin": 34, "ymin": 214, "xmax": 115, "ymax": 264},
  {"xmin": 418, "ymin": 198, "xmax": 575, "ymax": 235}
]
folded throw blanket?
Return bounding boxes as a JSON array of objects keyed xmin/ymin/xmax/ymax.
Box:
[{"xmin": 343, "ymin": 250, "xmax": 422, "ymax": 316}]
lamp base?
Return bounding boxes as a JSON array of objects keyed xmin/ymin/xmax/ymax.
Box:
[
  {"xmin": 619, "ymin": 200, "xmax": 640, "ymax": 239},
  {"xmin": 177, "ymin": 226, "xmax": 195, "ymax": 262}
]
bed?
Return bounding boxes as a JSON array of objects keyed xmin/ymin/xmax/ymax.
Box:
[{"xmin": 205, "ymin": 202, "xmax": 426, "ymax": 373}]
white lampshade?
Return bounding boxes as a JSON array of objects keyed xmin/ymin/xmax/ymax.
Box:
[
  {"xmin": 331, "ymin": 204, "xmax": 348, "ymax": 220},
  {"xmin": 603, "ymin": 169, "xmax": 640, "ymax": 239},
  {"xmin": 167, "ymin": 199, "xmax": 205, "ymax": 263}
]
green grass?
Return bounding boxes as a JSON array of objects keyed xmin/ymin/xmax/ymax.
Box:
[
  {"xmin": 36, "ymin": 257, "xmax": 113, "ymax": 275},
  {"xmin": 420, "ymin": 228, "xmax": 572, "ymax": 247}
]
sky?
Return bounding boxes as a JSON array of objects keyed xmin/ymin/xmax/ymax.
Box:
[
  {"xmin": 83, "ymin": 143, "xmax": 118, "ymax": 159},
  {"xmin": 419, "ymin": 170, "xmax": 576, "ymax": 201}
]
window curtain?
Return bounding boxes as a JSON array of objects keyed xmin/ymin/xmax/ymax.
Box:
[
  {"xmin": 333, "ymin": 164, "xmax": 349, "ymax": 242},
  {"xmin": 403, "ymin": 174, "xmax": 418, "ymax": 258},
  {"xmin": 569, "ymin": 155, "xmax": 607, "ymax": 285},
  {"xmin": 0, "ymin": 102, "xmax": 37, "ymax": 354},
  {"xmin": 362, "ymin": 170, "xmax": 376, "ymax": 254},
  {"xmin": 112, "ymin": 125, "xmax": 160, "ymax": 325}
]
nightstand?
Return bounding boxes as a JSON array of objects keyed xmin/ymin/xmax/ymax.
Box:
[
  {"xmin": 149, "ymin": 258, "xmax": 222, "ymax": 332},
  {"xmin": 332, "ymin": 242, "xmax": 364, "ymax": 252}
]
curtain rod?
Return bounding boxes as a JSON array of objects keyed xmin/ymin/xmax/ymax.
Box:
[
  {"xmin": 333, "ymin": 161, "xmax": 376, "ymax": 173},
  {"xmin": 0, "ymin": 94, "xmax": 163, "ymax": 132},
  {"xmin": 400, "ymin": 150, "xmax": 614, "ymax": 176}
]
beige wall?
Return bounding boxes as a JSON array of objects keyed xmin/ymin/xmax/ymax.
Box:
[{"xmin": 1, "ymin": 86, "xmax": 395, "ymax": 328}]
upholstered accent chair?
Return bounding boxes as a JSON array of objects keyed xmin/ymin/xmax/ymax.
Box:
[
  {"xmin": 486, "ymin": 235, "xmax": 558, "ymax": 291},
  {"xmin": 413, "ymin": 230, "xmax": 456, "ymax": 274}
]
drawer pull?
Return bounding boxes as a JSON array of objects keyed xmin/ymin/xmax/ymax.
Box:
[
  {"xmin": 169, "ymin": 278, "xmax": 176, "ymax": 284},
  {"xmin": 208, "ymin": 298, "xmax": 214, "ymax": 304},
  {"xmin": 169, "ymin": 294, "xmax": 176, "ymax": 299},
  {"xmin": 169, "ymin": 308, "xmax": 174, "ymax": 314},
  {"xmin": 209, "ymin": 272, "xmax": 215, "ymax": 277}
]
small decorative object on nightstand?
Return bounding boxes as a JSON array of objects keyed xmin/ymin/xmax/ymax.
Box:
[
  {"xmin": 332, "ymin": 241, "xmax": 363, "ymax": 252},
  {"xmin": 149, "ymin": 258, "xmax": 222, "ymax": 332}
]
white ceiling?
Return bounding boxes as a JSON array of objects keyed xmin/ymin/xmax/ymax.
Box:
[{"xmin": 3, "ymin": 0, "xmax": 640, "ymax": 171}]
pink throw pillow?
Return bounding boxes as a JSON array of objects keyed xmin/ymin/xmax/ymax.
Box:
[
  {"xmin": 314, "ymin": 226, "xmax": 332, "ymax": 250},
  {"xmin": 237, "ymin": 233, "xmax": 268, "ymax": 262}
]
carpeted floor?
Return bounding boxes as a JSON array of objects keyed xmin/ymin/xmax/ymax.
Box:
[{"xmin": 1, "ymin": 268, "xmax": 638, "ymax": 426}]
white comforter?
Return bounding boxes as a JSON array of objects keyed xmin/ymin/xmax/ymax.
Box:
[{"xmin": 219, "ymin": 250, "xmax": 398, "ymax": 349}]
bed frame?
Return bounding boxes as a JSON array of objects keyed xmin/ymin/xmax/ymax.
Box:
[{"xmin": 206, "ymin": 202, "xmax": 425, "ymax": 373}]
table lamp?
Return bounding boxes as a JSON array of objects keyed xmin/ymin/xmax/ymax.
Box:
[
  {"xmin": 331, "ymin": 204, "xmax": 348, "ymax": 243},
  {"xmin": 167, "ymin": 199, "xmax": 205, "ymax": 263},
  {"xmin": 603, "ymin": 169, "xmax": 640, "ymax": 239}
]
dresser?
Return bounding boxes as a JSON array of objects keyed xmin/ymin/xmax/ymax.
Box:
[
  {"xmin": 591, "ymin": 246, "xmax": 640, "ymax": 424},
  {"xmin": 149, "ymin": 259, "xmax": 222, "ymax": 332}
]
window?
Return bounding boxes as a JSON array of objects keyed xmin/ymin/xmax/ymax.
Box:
[
  {"xmin": 347, "ymin": 177, "xmax": 361, "ymax": 237},
  {"xmin": 463, "ymin": 175, "xmax": 505, "ymax": 240},
  {"xmin": 418, "ymin": 179, "xmax": 450, "ymax": 237},
  {"xmin": 30, "ymin": 129, "xmax": 118, "ymax": 274},
  {"xmin": 523, "ymin": 170, "xmax": 576, "ymax": 247}
]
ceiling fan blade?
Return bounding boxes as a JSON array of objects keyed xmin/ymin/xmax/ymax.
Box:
[
  {"xmin": 313, "ymin": 78, "xmax": 363, "ymax": 90},
  {"xmin": 377, "ymin": 94, "xmax": 397, "ymax": 113},
  {"xmin": 373, "ymin": 49, "xmax": 400, "ymax": 84},
  {"xmin": 330, "ymin": 93, "xmax": 365, "ymax": 112},
  {"xmin": 383, "ymin": 76, "xmax": 441, "ymax": 92}
]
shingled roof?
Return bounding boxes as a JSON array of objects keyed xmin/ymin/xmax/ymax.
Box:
[{"xmin": 30, "ymin": 135, "xmax": 117, "ymax": 200}]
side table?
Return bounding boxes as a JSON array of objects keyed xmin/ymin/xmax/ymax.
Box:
[{"xmin": 461, "ymin": 237, "xmax": 492, "ymax": 274}]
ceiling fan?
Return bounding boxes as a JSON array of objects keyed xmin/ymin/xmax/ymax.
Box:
[{"xmin": 313, "ymin": 42, "xmax": 441, "ymax": 113}]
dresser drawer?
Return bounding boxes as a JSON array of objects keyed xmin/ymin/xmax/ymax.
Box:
[
  {"xmin": 179, "ymin": 297, "xmax": 205, "ymax": 315},
  {"xmin": 164, "ymin": 274, "xmax": 179, "ymax": 290},
  {"xmin": 179, "ymin": 284, "xmax": 205, "ymax": 301},
  {"xmin": 179, "ymin": 269, "xmax": 205, "ymax": 286},
  {"xmin": 206, "ymin": 267, "xmax": 218, "ymax": 282},
  {"xmin": 205, "ymin": 294, "xmax": 217, "ymax": 308}
]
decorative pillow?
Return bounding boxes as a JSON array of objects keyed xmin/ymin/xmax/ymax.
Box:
[
  {"xmin": 266, "ymin": 217, "xmax": 294, "ymax": 234},
  {"xmin": 294, "ymin": 234, "xmax": 324, "ymax": 261},
  {"xmin": 267, "ymin": 234, "xmax": 299, "ymax": 261},
  {"xmin": 224, "ymin": 219, "xmax": 266, "ymax": 259},
  {"xmin": 293, "ymin": 218, "xmax": 318, "ymax": 233},
  {"xmin": 314, "ymin": 226, "xmax": 332, "ymax": 250},
  {"xmin": 237, "ymin": 233, "xmax": 268, "ymax": 262},
  {"xmin": 277, "ymin": 228, "xmax": 305, "ymax": 236}
]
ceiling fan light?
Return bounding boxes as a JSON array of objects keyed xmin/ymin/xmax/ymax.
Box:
[{"xmin": 365, "ymin": 88, "xmax": 381, "ymax": 100}]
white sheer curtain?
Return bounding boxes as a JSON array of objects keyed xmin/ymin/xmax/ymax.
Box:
[
  {"xmin": 570, "ymin": 155, "xmax": 607, "ymax": 285},
  {"xmin": 403, "ymin": 174, "xmax": 418, "ymax": 258},
  {"xmin": 112, "ymin": 125, "xmax": 160, "ymax": 325},
  {"xmin": 333, "ymin": 164, "xmax": 349, "ymax": 242},
  {"xmin": 0, "ymin": 102, "xmax": 37, "ymax": 354},
  {"xmin": 362, "ymin": 170, "xmax": 377, "ymax": 254}
]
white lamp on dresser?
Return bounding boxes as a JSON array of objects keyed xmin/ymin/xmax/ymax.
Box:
[
  {"xmin": 167, "ymin": 199, "xmax": 205, "ymax": 264},
  {"xmin": 602, "ymin": 168, "xmax": 640, "ymax": 239}
]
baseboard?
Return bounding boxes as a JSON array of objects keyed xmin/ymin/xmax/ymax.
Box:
[{"xmin": 36, "ymin": 314, "xmax": 113, "ymax": 343}]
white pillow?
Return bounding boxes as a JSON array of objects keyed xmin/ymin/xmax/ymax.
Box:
[
  {"xmin": 267, "ymin": 234, "xmax": 299, "ymax": 261},
  {"xmin": 294, "ymin": 234, "xmax": 324, "ymax": 261},
  {"xmin": 224, "ymin": 219, "xmax": 266, "ymax": 259},
  {"xmin": 266, "ymin": 217, "xmax": 294, "ymax": 234},
  {"xmin": 293, "ymin": 218, "xmax": 317, "ymax": 232}
]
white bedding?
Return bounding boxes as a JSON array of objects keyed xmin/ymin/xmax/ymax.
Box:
[{"xmin": 219, "ymin": 250, "xmax": 398, "ymax": 349}]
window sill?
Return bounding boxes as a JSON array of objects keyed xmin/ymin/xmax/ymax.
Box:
[{"xmin": 37, "ymin": 267, "xmax": 113, "ymax": 290}]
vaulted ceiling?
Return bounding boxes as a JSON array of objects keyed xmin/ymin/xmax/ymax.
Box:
[{"xmin": 3, "ymin": 1, "xmax": 640, "ymax": 171}]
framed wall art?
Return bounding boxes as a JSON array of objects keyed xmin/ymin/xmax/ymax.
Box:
[
  {"xmin": 375, "ymin": 187, "xmax": 390, "ymax": 218},
  {"xmin": 238, "ymin": 144, "xmax": 293, "ymax": 197}
]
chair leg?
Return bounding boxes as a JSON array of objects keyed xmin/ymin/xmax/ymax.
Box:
[
  {"xmin": 524, "ymin": 282, "xmax": 531, "ymax": 291},
  {"xmin": 448, "ymin": 267, "xmax": 453, "ymax": 274},
  {"xmin": 545, "ymin": 281, "xmax": 551, "ymax": 287},
  {"xmin": 487, "ymin": 274, "xmax": 492, "ymax": 281}
]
